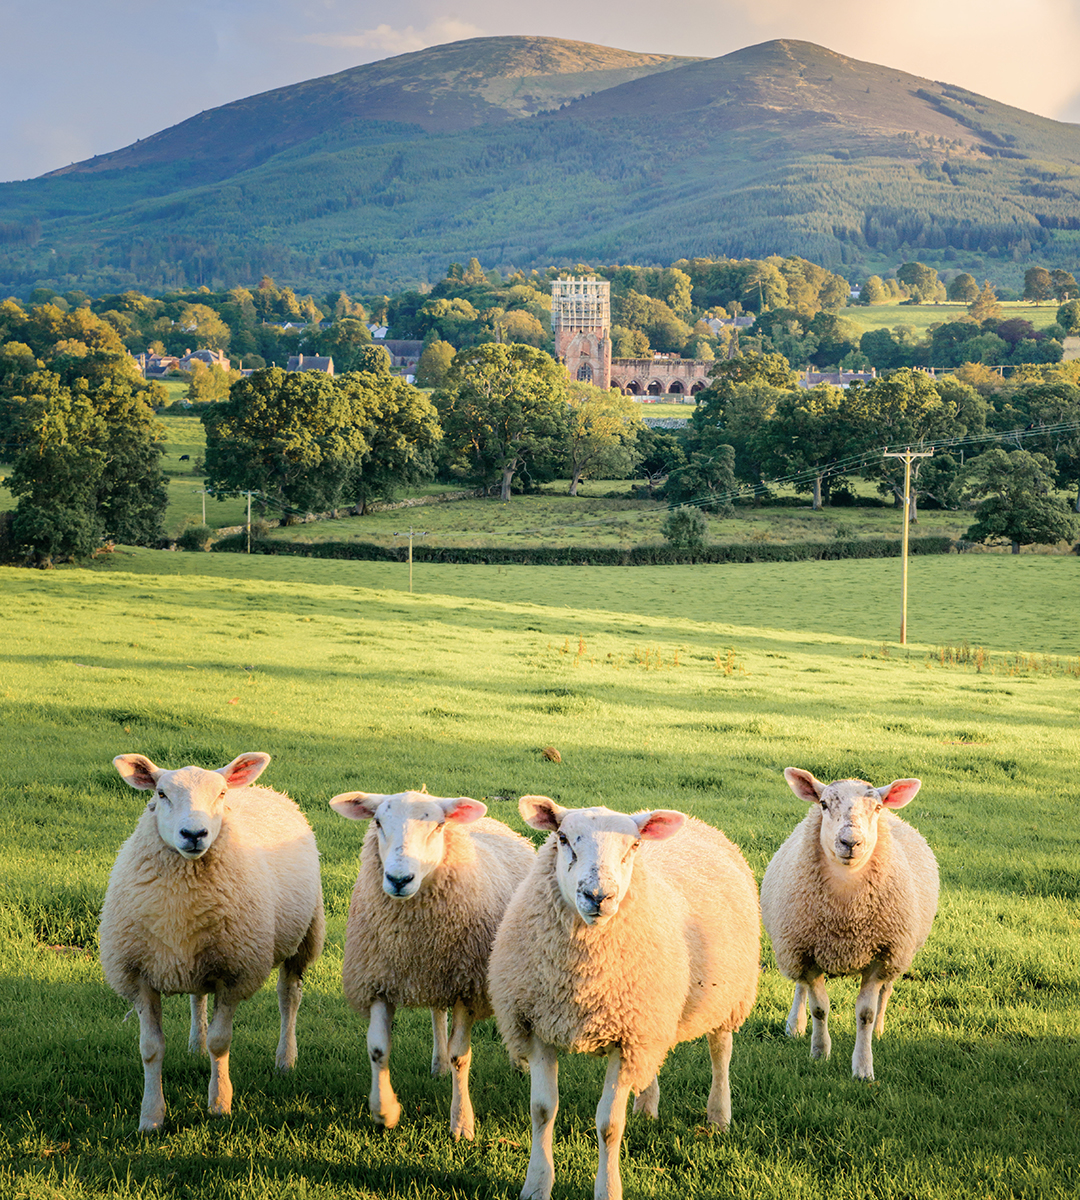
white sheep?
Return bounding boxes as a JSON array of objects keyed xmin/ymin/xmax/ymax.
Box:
[
  {"xmin": 760, "ymin": 767, "xmax": 939, "ymax": 1081},
  {"xmin": 488, "ymin": 798, "xmax": 760, "ymax": 1200},
  {"xmin": 329, "ymin": 788, "xmax": 535, "ymax": 1141},
  {"xmin": 99, "ymin": 752, "xmax": 325, "ymax": 1132}
]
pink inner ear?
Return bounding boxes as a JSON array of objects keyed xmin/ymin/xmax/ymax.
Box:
[
  {"xmin": 220, "ymin": 757, "xmax": 267, "ymax": 788},
  {"xmin": 443, "ymin": 798, "xmax": 486, "ymax": 824},
  {"xmin": 115, "ymin": 755, "xmax": 157, "ymax": 790},
  {"xmin": 881, "ymin": 778, "xmax": 921, "ymax": 809},
  {"xmin": 637, "ymin": 810, "xmax": 686, "ymax": 841},
  {"xmin": 785, "ymin": 768, "xmax": 823, "ymax": 803},
  {"xmin": 329, "ymin": 794, "xmax": 379, "ymax": 821}
]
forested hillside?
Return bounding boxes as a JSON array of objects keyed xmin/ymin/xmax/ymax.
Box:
[{"xmin": 1, "ymin": 37, "xmax": 1080, "ymax": 295}]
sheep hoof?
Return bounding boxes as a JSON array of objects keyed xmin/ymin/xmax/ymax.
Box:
[
  {"xmin": 372, "ymin": 1103, "xmax": 402, "ymax": 1129},
  {"xmin": 451, "ymin": 1122, "xmax": 476, "ymax": 1142}
]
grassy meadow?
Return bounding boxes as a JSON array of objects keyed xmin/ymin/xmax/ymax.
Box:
[
  {"xmin": 842, "ymin": 300, "xmax": 1064, "ymax": 338},
  {"xmin": 1, "ymin": 547, "xmax": 1077, "ymax": 1200}
]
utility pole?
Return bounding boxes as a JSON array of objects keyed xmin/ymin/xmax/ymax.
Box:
[
  {"xmin": 196, "ymin": 489, "xmax": 210, "ymax": 524},
  {"xmin": 883, "ymin": 447, "xmax": 934, "ymax": 644},
  {"xmin": 394, "ymin": 528, "xmax": 428, "ymax": 593},
  {"xmin": 244, "ymin": 490, "xmax": 255, "ymax": 554}
]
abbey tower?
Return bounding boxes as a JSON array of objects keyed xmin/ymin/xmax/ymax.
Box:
[{"xmin": 551, "ymin": 277, "xmax": 612, "ymax": 390}]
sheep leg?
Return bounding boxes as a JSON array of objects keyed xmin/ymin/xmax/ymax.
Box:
[
  {"xmin": 875, "ymin": 979, "xmax": 895, "ymax": 1036},
  {"xmin": 785, "ymin": 981, "xmax": 809, "ymax": 1037},
  {"xmin": 189, "ymin": 994, "xmax": 208, "ymax": 1055},
  {"xmin": 521, "ymin": 1037, "xmax": 559, "ymax": 1200},
  {"xmin": 206, "ymin": 991, "xmax": 238, "ymax": 1116},
  {"xmin": 807, "ymin": 972, "xmax": 831, "ymax": 1061},
  {"xmin": 367, "ymin": 998, "xmax": 402, "ymax": 1129},
  {"xmin": 705, "ymin": 1029, "xmax": 733, "ymax": 1130},
  {"xmin": 632, "ymin": 1076, "xmax": 659, "ymax": 1119},
  {"xmin": 853, "ymin": 967, "xmax": 886, "ymax": 1080},
  {"xmin": 135, "ymin": 981, "xmax": 166, "ymax": 1133},
  {"xmin": 595, "ymin": 1048, "xmax": 631, "ymax": 1200},
  {"xmin": 431, "ymin": 1008, "xmax": 450, "ymax": 1076},
  {"xmin": 276, "ymin": 963, "xmax": 303, "ymax": 1070},
  {"xmin": 448, "ymin": 1001, "xmax": 475, "ymax": 1141}
]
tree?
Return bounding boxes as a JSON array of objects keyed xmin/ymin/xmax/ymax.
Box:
[
  {"xmin": 897, "ymin": 261, "xmax": 939, "ymax": 302},
  {"xmin": 862, "ymin": 276, "xmax": 890, "ymax": 305},
  {"xmin": 338, "ymin": 373, "xmax": 442, "ymax": 512},
  {"xmin": 307, "ymin": 317, "xmax": 373, "ymax": 373},
  {"xmin": 436, "ymin": 344, "xmax": 569, "ymax": 501},
  {"xmin": 968, "ymin": 281, "xmax": 1002, "ymax": 323},
  {"xmin": 177, "ymin": 303, "xmax": 231, "ymax": 351},
  {"xmin": 186, "ymin": 361, "xmax": 234, "ymax": 403},
  {"xmin": 415, "ymin": 339, "xmax": 455, "ymax": 388},
  {"xmin": 958, "ymin": 448, "xmax": 1076, "ymax": 552},
  {"xmin": 564, "ymin": 384, "xmax": 643, "ymax": 495},
  {"xmin": 752, "ymin": 385, "xmax": 865, "ymax": 509},
  {"xmin": 1050, "ymin": 270, "xmax": 1079, "ymax": 303},
  {"xmin": 202, "ymin": 367, "xmax": 370, "ymax": 517},
  {"xmin": 661, "ymin": 506, "xmax": 709, "ymax": 550},
  {"xmin": 947, "ymin": 273, "xmax": 979, "ymax": 303},
  {"xmin": 1056, "ymin": 300, "xmax": 1080, "ymax": 335},
  {"xmin": 660, "ymin": 442, "xmax": 737, "ymax": 514},
  {"xmin": 1023, "ymin": 267, "xmax": 1054, "ymax": 305}
]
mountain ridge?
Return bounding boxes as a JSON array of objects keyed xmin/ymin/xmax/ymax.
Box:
[{"xmin": 3, "ymin": 35, "xmax": 1080, "ymax": 294}]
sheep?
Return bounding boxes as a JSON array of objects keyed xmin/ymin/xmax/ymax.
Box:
[
  {"xmin": 488, "ymin": 798, "xmax": 760, "ymax": 1200},
  {"xmin": 760, "ymin": 767, "xmax": 939, "ymax": 1081},
  {"xmin": 99, "ymin": 752, "xmax": 325, "ymax": 1132},
  {"xmin": 329, "ymin": 788, "xmax": 535, "ymax": 1141}
]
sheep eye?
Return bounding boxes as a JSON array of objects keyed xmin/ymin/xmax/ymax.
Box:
[
  {"xmin": 374, "ymin": 818, "xmax": 382, "ymax": 832},
  {"xmin": 157, "ymin": 790, "xmax": 167, "ymax": 800},
  {"xmin": 431, "ymin": 822, "xmax": 445, "ymax": 835},
  {"xmin": 623, "ymin": 840, "xmax": 641, "ymax": 862}
]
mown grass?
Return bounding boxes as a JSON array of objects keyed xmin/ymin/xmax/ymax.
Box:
[
  {"xmin": 0, "ymin": 549, "xmax": 1077, "ymax": 1199},
  {"xmin": 842, "ymin": 300, "xmax": 1064, "ymax": 337}
]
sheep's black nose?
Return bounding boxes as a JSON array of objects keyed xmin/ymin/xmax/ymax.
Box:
[
  {"xmin": 180, "ymin": 826, "xmax": 208, "ymax": 844},
  {"xmin": 578, "ymin": 887, "xmax": 605, "ymax": 914},
  {"xmin": 385, "ymin": 872, "xmax": 415, "ymax": 895}
]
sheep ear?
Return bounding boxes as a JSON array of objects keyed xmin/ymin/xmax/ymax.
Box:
[
  {"xmin": 217, "ymin": 752, "xmax": 271, "ymax": 788},
  {"xmin": 519, "ymin": 795, "xmax": 566, "ymax": 831},
  {"xmin": 785, "ymin": 767, "xmax": 826, "ymax": 802},
  {"xmin": 878, "ymin": 778, "xmax": 921, "ymax": 809},
  {"xmin": 329, "ymin": 792, "xmax": 382, "ymax": 821},
  {"xmin": 114, "ymin": 754, "xmax": 160, "ymax": 790},
  {"xmin": 439, "ymin": 797, "xmax": 487, "ymax": 824},
  {"xmin": 633, "ymin": 810, "xmax": 686, "ymax": 840}
]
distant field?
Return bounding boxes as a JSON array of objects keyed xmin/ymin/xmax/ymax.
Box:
[
  {"xmin": 843, "ymin": 300, "xmax": 1064, "ymax": 336},
  {"xmin": 0, "ymin": 549, "xmax": 1076, "ymax": 1200}
]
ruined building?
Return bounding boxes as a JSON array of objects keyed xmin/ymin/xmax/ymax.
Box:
[{"xmin": 551, "ymin": 276, "xmax": 712, "ymax": 398}]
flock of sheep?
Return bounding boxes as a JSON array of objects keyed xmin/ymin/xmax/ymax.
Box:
[{"xmin": 100, "ymin": 752, "xmax": 939, "ymax": 1200}]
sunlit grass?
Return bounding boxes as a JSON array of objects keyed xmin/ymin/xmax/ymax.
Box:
[{"xmin": 0, "ymin": 549, "xmax": 1077, "ymax": 1197}]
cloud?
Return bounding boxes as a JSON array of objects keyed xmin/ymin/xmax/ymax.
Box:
[{"xmin": 304, "ymin": 18, "xmax": 485, "ymax": 56}]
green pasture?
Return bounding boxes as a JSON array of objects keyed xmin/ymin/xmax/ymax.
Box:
[
  {"xmin": 0, "ymin": 549, "xmax": 1077, "ymax": 1199},
  {"xmin": 843, "ymin": 301, "xmax": 1063, "ymax": 337}
]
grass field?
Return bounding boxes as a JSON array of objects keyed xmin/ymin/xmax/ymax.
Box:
[
  {"xmin": 842, "ymin": 301, "xmax": 1064, "ymax": 338},
  {"xmin": 1, "ymin": 548, "xmax": 1077, "ymax": 1200}
]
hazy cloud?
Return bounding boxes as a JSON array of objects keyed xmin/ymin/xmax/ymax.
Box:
[{"xmin": 304, "ymin": 18, "xmax": 485, "ymax": 56}]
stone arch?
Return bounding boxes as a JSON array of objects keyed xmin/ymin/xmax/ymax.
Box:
[
  {"xmin": 647, "ymin": 380, "xmax": 663, "ymax": 396},
  {"xmin": 690, "ymin": 381, "xmax": 707, "ymax": 395},
  {"xmin": 624, "ymin": 380, "xmax": 642, "ymax": 395},
  {"xmin": 668, "ymin": 380, "xmax": 684, "ymax": 394},
  {"xmin": 576, "ymin": 363, "xmax": 593, "ymax": 382}
]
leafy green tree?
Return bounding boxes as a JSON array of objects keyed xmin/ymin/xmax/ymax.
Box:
[
  {"xmin": 177, "ymin": 303, "xmax": 231, "ymax": 351},
  {"xmin": 186, "ymin": 361, "xmax": 234, "ymax": 403},
  {"xmin": 634, "ymin": 427, "xmax": 687, "ymax": 496},
  {"xmin": 339, "ymin": 373, "xmax": 442, "ymax": 512},
  {"xmin": 947, "ymin": 273, "xmax": 979, "ymax": 303},
  {"xmin": 1050, "ymin": 269, "xmax": 1079, "ymax": 303},
  {"xmin": 958, "ymin": 448, "xmax": 1076, "ymax": 552},
  {"xmin": 435, "ymin": 344, "xmax": 569, "ymax": 501},
  {"xmin": 564, "ymin": 383, "xmax": 643, "ymax": 494},
  {"xmin": 1056, "ymin": 300, "xmax": 1080, "ymax": 335},
  {"xmin": 862, "ymin": 276, "xmax": 890, "ymax": 305},
  {"xmin": 202, "ymin": 368, "xmax": 370, "ymax": 517},
  {"xmin": 307, "ymin": 318, "xmax": 373, "ymax": 372},
  {"xmin": 660, "ymin": 443, "xmax": 737, "ymax": 514},
  {"xmin": 415, "ymin": 339, "xmax": 456, "ymax": 388},
  {"xmin": 969, "ymin": 281, "xmax": 1002, "ymax": 323},
  {"xmin": 897, "ymin": 261, "xmax": 939, "ymax": 302},
  {"xmin": 661, "ymin": 506, "xmax": 709, "ymax": 550},
  {"xmin": 1023, "ymin": 267, "xmax": 1054, "ymax": 305},
  {"xmin": 752, "ymin": 385, "xmax": 864, "ymax": 509}
]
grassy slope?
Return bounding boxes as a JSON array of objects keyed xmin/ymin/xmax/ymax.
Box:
[
  {"xmin": 0, "ymin": 550, "xmax": 1076, "ymax": 1198},
  {"xmin": 843, "ymin": 301, "xmax": 1066, "ymax": 337}
]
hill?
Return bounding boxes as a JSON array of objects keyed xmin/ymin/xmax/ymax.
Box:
[{"xmin": 2, "ymin": 36, "xmax": 1080, "ymax": 294}]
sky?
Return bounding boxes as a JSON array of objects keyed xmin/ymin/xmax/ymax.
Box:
[{"xmin": 5, "ymin": 0, "xmax": 1080, "ymax": 183}]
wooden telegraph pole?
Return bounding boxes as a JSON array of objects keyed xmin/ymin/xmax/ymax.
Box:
[
  {"xmin": 883, "ymin": 447, "xmax": 934, "ymax": 644},
  {"xmin": 394, "ymin": 528, "xmax": 428, "ymax": 593}
]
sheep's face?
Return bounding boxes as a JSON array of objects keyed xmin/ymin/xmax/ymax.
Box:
[
  {"xmin": 329, "ymin": 790, "xmax": 486, "ymax": 899},
  {"xmin": 784, "ymin": 768, "xmax": 922, "ymax": 873},
  {"xmin": 520, "ymin": 798, "xmax": 685, "ymax": 926},
  {"xmin": 113, "ymin": 752, "xmax": 272, "ymax": 860}
]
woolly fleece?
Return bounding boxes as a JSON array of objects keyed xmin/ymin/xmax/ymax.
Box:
[
  {"xmin": 342, "ymin": 816, "xmax": 534, "ymax": 1017},
  {"xmin": 99, "ymin": 786, "xmax": 324, "ymax": 1003},
  {"xmin": 489, "ymin": 815, "xmax": 760, "ymax": 1093},
  {"xmin": 760, "ymin": 805, "xmax": 939, "ymax": 983}
]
